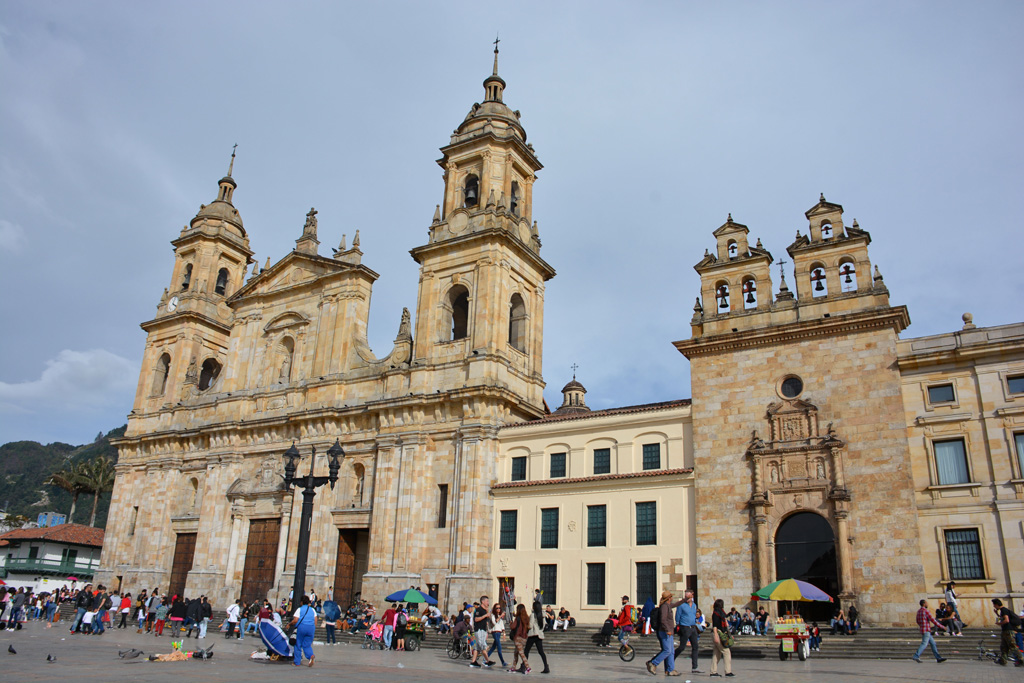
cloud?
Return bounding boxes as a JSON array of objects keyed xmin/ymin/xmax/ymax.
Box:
[
  {"xmin": 0, "ymin": 219, "xmax": 26, "ymax": 252},
  {"xmin": 0, "ymin": 348, "xmax": 137, "ymax": 415}
]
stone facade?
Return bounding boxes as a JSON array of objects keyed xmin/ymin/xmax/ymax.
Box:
[
  {"xmin": 676, "ymin": 199, "xmax": 927, "ymax": 626},
  {"xmin": 96, "ymin": 53, "xmax": 555, "ymax": 611}
]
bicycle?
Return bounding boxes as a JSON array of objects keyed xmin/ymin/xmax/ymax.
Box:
[
  {"xmin": 618, "ymin": 629, "xmax": 635, "ymax": 662},
  {"xmin": 977, "ymin": 637, "xmax": 1000, "ymax": 663}
]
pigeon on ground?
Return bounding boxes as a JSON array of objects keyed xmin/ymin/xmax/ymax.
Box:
[
  {"xmin": 47, "ymin": 654, "xmax": 57, "ymax": 663},
  {"xmin": 148, "ymin": 654, "xmax": 159, "ymax": 661},
  {"xmin": 7, "ymin": 644, "xmax": 15, "ymax": 654},
  {"xmin": 118, "ymin": 648, "xmax": 144, "ymax": 659},
  {"xmin": 196, "ymin": 643, "xmax": 214, "ymax": 660}
]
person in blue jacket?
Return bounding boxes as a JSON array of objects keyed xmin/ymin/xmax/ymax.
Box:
[{"xmin": 289, "ymin": 595, "xmax": 319, "ymax": 666}]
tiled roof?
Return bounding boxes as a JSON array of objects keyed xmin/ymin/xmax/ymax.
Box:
[
  {"xmin": 502, "ymin": 398, "xmax": 691, "ymax": 429},
  {"xmin": 0, "ymin": 523, "xmax": 104, "ymax": 548},
  {"xmin": 492, "ymin": 467, "xmax": 693, "ymax": 490}
]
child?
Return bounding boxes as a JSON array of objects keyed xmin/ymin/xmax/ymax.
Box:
[
  {"xmin": 81, "ymin": 609, "xmax": 95, "ymax": 635},
  {"xmin": 809, "ymin": 622, "xmax": 821, "ymax": 652},
  {"xmin": 154, "ymin": 599, "xmax": 169, "ymax": 637}
]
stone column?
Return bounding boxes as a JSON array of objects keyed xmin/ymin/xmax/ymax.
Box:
[
  {"xmin": 835, "ymin": 511, "xmax": 854, "ymax": 598},
  {"xmin": 274, "ymin": 500, "xmax": 292, "ymax": 589},
  {"xmin": 225, "ymin": 513, "xmax": 242, "ymax": 587},
  {"xmin": 755, "ymin": 514, "xmax": 769, "ymax": 588}
]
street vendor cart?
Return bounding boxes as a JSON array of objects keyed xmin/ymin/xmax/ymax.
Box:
[
  {"xmin": 773, "ymin": 615, "xmax": 810, "ymax": 660},
  {"xmin": 751, "ymin": 578, "xmax": 833, "ymax": 662},
  {"xmin": 383, "ymin": 588, "xmax": 437, "ymax": 652}
]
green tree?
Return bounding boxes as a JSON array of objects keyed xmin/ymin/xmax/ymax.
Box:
[
  {"xmin": 46, "ymin": 462, "xmax": 89, "ymax": 524},
  {"xmin": 79, "ymin": 455, "xmax": 117, "ymax": 527}
]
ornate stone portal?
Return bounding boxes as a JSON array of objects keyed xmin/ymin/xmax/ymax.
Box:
[{"xmin": 747, "ymin": 399, "xmax": 854, "ymax": 602}]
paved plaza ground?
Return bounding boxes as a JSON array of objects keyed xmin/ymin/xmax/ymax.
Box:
[{"xmin": 1, "ymin": 621, "xmax": 1020, "ymax": 683}]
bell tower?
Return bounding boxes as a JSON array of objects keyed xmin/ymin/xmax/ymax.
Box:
[
  {"xmin": 131, "ymin": 149, "xmax": 254, "ymax": 415},
  {"xmin": 410, "ymin": 44, "xmax": 555, "ymax": 410}
]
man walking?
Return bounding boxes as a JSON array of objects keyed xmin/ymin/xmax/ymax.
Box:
[
  {"xmin": 673, "ymin": 589, "xmax": 702, "ymax": 674},
  {"xmin": 912, "ymin": 599, "xmax": 947, "ymax": 663},
  {"xmin": 199, "ymin": 596, "xmax": 212, "ymax": 638},
  {"xmin": 71, "ymin": 584, "xmax": 92, "ymax": 633},
  {"xmin": 381, "ymin": 603, "xmax": 397, "ymax": 650},
  {"xmin": 991, "ymin": 599, "xmax": 1024, "ymax": 666},
  {"xmin": 469, "ymin": 595, "xmax": 495, "ymax": 667},
  {"xmin": 225, "ymin": 599, "xmax": 241, "ymax": 639}
]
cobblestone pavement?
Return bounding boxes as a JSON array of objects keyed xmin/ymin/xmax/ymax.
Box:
[{"xmin": 2, "ymin": 621, "xmax": 1021, "ymax": 683}]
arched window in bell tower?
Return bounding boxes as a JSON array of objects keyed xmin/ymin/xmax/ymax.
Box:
[
  {"xmin": 215, "ymin": 267, "xmax": 229, "ymax": 296},
  {"xmin": 742, "ymin": 276, "xmax": 758, "ymax": 309},
  {"xmin": 715, "ymin": 281, "xmax": 731, "ymax": 311},
  {"xmin": 810, "ymin": 264, "xmax": 828, "ymax": 297},
  {"xmin": 152, "ymin": 353, "xmax": 171, "ymax": 395},
  {"xmin": 510, "ymin": 181, "xmax": 520, "ymax": 215},
  {"xmin": 447, "ymin": 285, "xmax": 470, "ymax": 341},
  {"xmin": 181, "ymin": 263, "xmax": 193, "ymax": 291},
  {"xmin": 839, "ymin": 258, "xmax": 857, "ymax": 293},
  {"xmin": 727, "ymin": 241, "xmax": 739, "ymax": 259},
  {"xmin": 509, "ymin": 293, "xmax": 527, "ymax": 352},
  {"xmin": 464, "ymin": 174, "xmax": 480, "ymax": 208},
  {"xmin": 820, "ymin": 221, "xmax": 834, "ymax": 239},
  {"xmin": 198, "ymin": 358, "xmax": 221, "ymax": 391}
]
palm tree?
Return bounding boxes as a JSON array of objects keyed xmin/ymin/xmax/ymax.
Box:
[
  {"xmin": 46, "ymin": 462, "xmax": 89, "ymax": 524},
  {"xmin": 79, "ymin": 456, "xmax": 117, "ymax": 527}
]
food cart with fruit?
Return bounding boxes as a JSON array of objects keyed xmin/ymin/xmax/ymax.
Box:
[{"xmin": 751, "ymin": 578, "xmax": 833, "ymax": 662}]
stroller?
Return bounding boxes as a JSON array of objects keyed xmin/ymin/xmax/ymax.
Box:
[{"xmin": 362, "ymin": 622, "xmax": 385, "ymax": 649}]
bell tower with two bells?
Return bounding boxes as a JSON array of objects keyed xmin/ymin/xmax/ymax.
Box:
[{"xmin": 676, "ymin": 196, "xmax": 925, "ymax": 626}]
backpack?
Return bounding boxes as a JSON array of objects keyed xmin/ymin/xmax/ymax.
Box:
[
  {"xmin": 1008, "ymin": 609, "xmax": 1022, "ymax": 631},
  {"xmin": 398, "ymin": 612, "xmax": 408, "ymax": 626}
]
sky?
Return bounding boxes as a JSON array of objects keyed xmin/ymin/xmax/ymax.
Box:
[{"xmin": 1, "ymin": 1, "xmax": 1022, "ymax": 445}]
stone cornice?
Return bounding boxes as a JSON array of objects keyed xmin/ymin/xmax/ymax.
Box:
[
  {"xmin": 140, "ymin": 309, "xmax": 232, "ymax": 335},
  {"xmin": 409, "ymin": 227, "xmax": 556, "ymax": 281},
  {"xmin": 675, "ymin": 306, "xmax": 910, "ymax": 358}
]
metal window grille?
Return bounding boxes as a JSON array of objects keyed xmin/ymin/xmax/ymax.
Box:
[
  {"xmin": 944, "ymin": 529, "xmax": 984, "ymax": 580},
  {"xmin": 511, "ymin": 457, "xmax": 527, "ymax": 481},
  {"xmin": 587, "ymin": 505, "xmax": 607, "ymax": 547},
  {"xmin": 550, "ymin": 452, "xmax": 566, "ymax": 478},
  {"xmin": 636, "ymin": 502, "xmax": 657, "ymax": 545},
  {"xmin": 541, "ymin": 508, "xmax": 559, "ymax": 549},
  {"xmin": 539, "ymin": 564, "xmax": 557, "ymax": 604},
  {"xmin": 642, "ymin": 443, "xmax": 660, "ymax": 470},
  {"xmin": 636, "ymin": 562, "xmax": 657, "ymax": 606},
  {"xmin": 499, "ymin": 510, "xmax": 518, "ymax": 550},
  {"xmin": 587, "ymin": 563, "xmax": 606, "ymax": 605},
  {"xmin": 594, "ymin": 448, "xmax": 611, "ymax": 475}
]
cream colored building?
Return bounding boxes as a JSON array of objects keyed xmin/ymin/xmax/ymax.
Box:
[
  {"xmin": 492, "ymin": 380, "xmax": 695, "ymax": 618},
  {"xmin": 898, "ymin": 320, "xmax": 1024, "ymax": 624}
]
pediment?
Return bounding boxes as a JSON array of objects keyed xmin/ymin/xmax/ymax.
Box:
[
  {"xmin": 263, "ymin": 311, "xmax": 310, "ymax": 334},
  {"xmin": 228, "ymin": 251, "xmax": 353, "ymax": 303}
]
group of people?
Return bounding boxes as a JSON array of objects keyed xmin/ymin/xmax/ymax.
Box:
[
  {"xmin": 723, "ymin": 606, "xmax": 772, "ymax": 636},
  {"xmin": 454, "ymin": 591, "xmax": 551, "ymax": 674},
  {"xmin": 636, "ymin": 589, "xmax": 735, "ymax": 677}
]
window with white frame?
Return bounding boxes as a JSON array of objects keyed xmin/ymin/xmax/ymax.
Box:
[
  {"xmin": 944, "ymin": 528, "xmax": 984, "ymax": 580},
  {"xmin": 933, "ymin": 438, "xmax": 970, "ymax": 485}
]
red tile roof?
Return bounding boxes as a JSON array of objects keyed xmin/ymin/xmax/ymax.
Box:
[
  {"xmin": 502, "ymin": 398, "xmax": 691, "ymax": 429},
  {"xmin": 0, "ymin": 523, "xmax": 104, "ymax": 548},
  {"xmin": 492, "ymin": 467, "xmax": 694, "ymax": 490}
]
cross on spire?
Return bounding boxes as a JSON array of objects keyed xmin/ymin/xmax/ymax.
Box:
[
  {"xmin": 227, "ymin": 143, "xmax": 237, "ymax": 177},
  {"xmin": 492, "ymin": 34, "xmax": 500, "ymax": 75},
  {"xmin": 777, "ymin": 256, "xmax": 788, "ymax": 280},
  {"xmin": 570, "ymin": 362, "xmax": 579, "ymax": 379}
]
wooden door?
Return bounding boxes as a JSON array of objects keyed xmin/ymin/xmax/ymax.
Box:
[
  {"xmin": 168, "ymin": 533, "xmax": 197, "ymax": 599},
  {"xmin": 240, "ymin": 518, "xmax": 280, "ymax": 605},
  {"xmin": 333, "ymin": 530, "xmax": 357, "ymax": 607}
]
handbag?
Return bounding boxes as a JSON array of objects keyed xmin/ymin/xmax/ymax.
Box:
[{"xmin": 718, "ymin": 628, "xmax": 735, "ymax": 649}]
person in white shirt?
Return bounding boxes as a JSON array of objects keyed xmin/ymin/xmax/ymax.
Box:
[{"xmin": 225, "ymin": 599, "xmax": 241, "ymax": 639}]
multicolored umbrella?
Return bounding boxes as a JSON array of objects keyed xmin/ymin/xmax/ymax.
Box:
[
  {"xmin": 751, "ymin": 578, "xmax": 833, "ymax": 603},
  {"xmin": 384, "ymin": 588, "xmax": 437, "ymax": 605}
]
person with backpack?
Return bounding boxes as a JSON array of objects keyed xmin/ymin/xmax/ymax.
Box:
[
  {"xmin": 617, "ymin": 595, "xmax": 636, "ymax": 645},
  {"xmin": 395, "ymin": 606, "xmax": 409, "ymax": 651},
  {"xmin": 289, "ymin": 595, "xmax": 318, "ymax": 667},
  {"xmin": 991, "ymin": 598, "xmax": 1023, "ymax": 667}
]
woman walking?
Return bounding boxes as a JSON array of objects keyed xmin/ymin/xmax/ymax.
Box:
[
  {"xmin": 525, "ymin": 599, "xmax": 550, "ymax": 674},
  {"xmin": 118, "ymin": 593, "xmax": 132, "ymax": 628},
  {"xmin": 487, "ymin": 602, "xmax": 507, "ymax": 666},
  {"xmin": 168, "ymin": 595, "xmax": 187, "ymax": 635},
  {"xmin": 289, "ymin": 595, "xmax": 318, "ymax": 667},
  {"xmin": 710, "ymin": 598, "xmax": 733, "ymax": 677},
  {"xmin": 509, "ymin": 603, "xmax": 531, "ymax": 673}
]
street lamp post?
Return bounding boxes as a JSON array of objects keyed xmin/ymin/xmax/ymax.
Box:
[{"xmin": 282, "ymin": 439, "xmax": 343, "ymax": 612}]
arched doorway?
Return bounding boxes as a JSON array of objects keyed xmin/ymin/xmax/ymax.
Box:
[{"xmin": 774, "ymin": 512, "xmax": 839, "ymax": 622}]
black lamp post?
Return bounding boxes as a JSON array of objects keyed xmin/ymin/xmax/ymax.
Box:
[{"xmin": 282, "ymin": 438, "xmax": 343, "ymax": 611}]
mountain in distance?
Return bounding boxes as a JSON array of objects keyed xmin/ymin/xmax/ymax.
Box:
[{"xmin": 0, "ymin": 425, "xmax": 125, "ymax": 529}]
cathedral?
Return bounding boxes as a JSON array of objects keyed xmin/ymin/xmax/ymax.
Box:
[{"xmin": 97, "ymin": 50, "xmax": 1024, "ymax": 626}]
